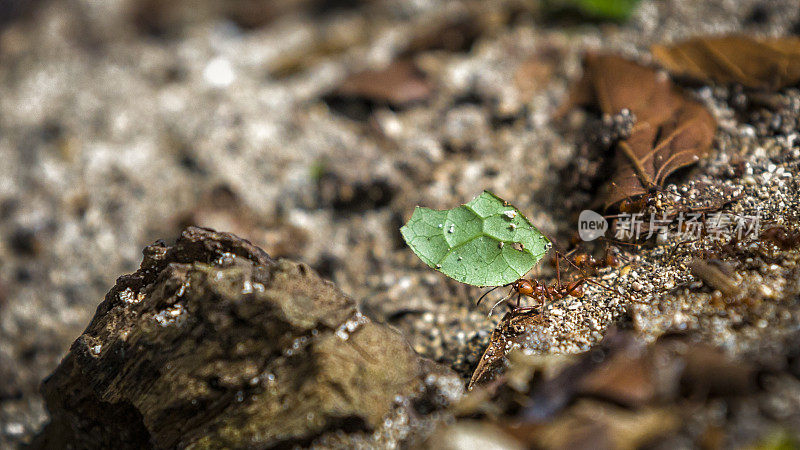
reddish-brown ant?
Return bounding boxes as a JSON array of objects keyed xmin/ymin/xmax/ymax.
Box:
[
  {"xmin": 477, "ymin": 250, "xmax": 613, "ymax": 314},
  {"xmin": 761, "ymin": 226, "xmax": 800, "ymax": 250},
  {"xmin": 504, "ymin": 277, "xmax": 588, "ymax": 312},
  {"xmin": 617, "ymin": 194, "xmax": 651, "ymax": 214},
  {"xmin": 571, "ymin": 252, "xmax": 595, "ymax": 268},
  {"xmin": 566, "ymin": 248, "xmax": 621, "ymax": 272}
]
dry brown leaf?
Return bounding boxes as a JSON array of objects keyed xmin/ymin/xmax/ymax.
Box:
[
  {"xmin": 564, "ymin": 53, "xmax": 716, "ymax": 209},
  {"xmin": 518, "ymin": 329, "xmax": 665, "ymax": 421},
  {"xmin": 404, "ymin": 12, "xmax": 487, "ymax": 54},
  {"xmin": 678, "ymin": 343, "xmax": 757, "ymax": 397},
  {"xmin": 577, "ymin": 350, "xmax": 658, "ymax": 408},
  {"xmin": 335, "ymin": 60, "xmax": 432, "ymax": 107},
  {"xmin": 468, "ymin": 310, "xmax": 551, "ymax": 389},
  {"xmin": 507, "ymin": 401, "xmax": 679, "ymax": 450},
  {"xmin": 652, "ymin": 35, "xmax": 800, "ymax": 90},
  {"xmin": 402, "ymin": 3, "xmax": 510, "ymax": 56}
]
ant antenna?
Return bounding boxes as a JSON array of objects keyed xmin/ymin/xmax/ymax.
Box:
[
  {"xmin": 488, "ymin": 289, "xmax": 516, "ymax": 316},
  {"xmin": 476, "ymin": 285, "xmax": 503, "ymax": 306},
  {"xmin": 599, "ymin": 236, "xmax": 642, "ymax": 247},
  {"xmin": 554, "ymin": 248, "xmax": 584, "ymax": 274},
  {"xmin": 563, "ymin": 247, "xmax": 580, "ymax": 257},
  {"xmin": 668, "ymin": 238, "xmax": 698, "ymax": 259}
]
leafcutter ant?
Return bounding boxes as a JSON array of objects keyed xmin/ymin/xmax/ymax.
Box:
[
  {"xmin": 761, "ymin": 225, "xmax": 800, "ymax": 250},
  {"xmin": 476, "ymin": 249, "xmax": 614, "ymax": 315},
  {"xmin": 562, "ymin": 247, "xmax": 622, "ymax": 274}
]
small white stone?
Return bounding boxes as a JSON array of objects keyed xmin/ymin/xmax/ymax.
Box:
[
  {"xmin": 203, "ymin": 57, "xmax": 235, "ymax": 88},
  {"xmin": 4, "ymin": 422, "xmax": 24, "ymax": 436},
  {"xmin": 335, "ymin": 328, "xmax": 349, "ymax": 340}
]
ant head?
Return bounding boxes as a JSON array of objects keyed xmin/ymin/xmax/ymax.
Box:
[
  {"xmin": 573, "ymin": 253, "xmax": 594, "ymax": 266},
  {"xmin": 617, "ymin": 198, "xmax": 635, "ymax": 213},
  {"xmin": 514, "ymin": 279, "xmax": 535, "ymax": 295}
]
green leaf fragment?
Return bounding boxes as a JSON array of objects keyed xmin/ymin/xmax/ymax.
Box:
[
  {"xmin": 400, "ymin": 191, "xmax": 551, "ymax": 287},
  {"xmin": 545, "ymin": 0, "xmax": 641, "ymax": 21}
]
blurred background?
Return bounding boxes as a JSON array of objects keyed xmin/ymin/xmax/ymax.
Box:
[{"xmin": 1, "ymin": 0, "xmax": 798, "ymax": 446}]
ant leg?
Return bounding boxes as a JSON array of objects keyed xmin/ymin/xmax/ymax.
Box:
[
  {"xmin": 582, "ymin": 277, "xmax": 623, "ymax": 297},
  {"xmin": 555, "ymin": 251, "xmax": 562, "ymax": 287},
  {"xmin": 587, "ymin": 277, "xmax": 650, "ymax": 305},
  {"xmin": 557, "ymin": 248, "xmax": 586, "ymax": 276},
  {"xmin": 576, "ymin": 275, "xmax": 648, "ymax": 305},
  {"xmin": 543, "ymin": 285, "xmax": 554, "ymax": 306}
]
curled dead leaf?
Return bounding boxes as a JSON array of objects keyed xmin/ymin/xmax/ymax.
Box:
[
  {"xmin": 563, "ymin": 53, "xmax": 716, "ymax": 209},
  {"xmin": 652, "ymin": 35, "xmax": 800, "ymax": 90},
  {"xmin": 468, "ymin": 310, "xmax": 551, "ymax": 389}
]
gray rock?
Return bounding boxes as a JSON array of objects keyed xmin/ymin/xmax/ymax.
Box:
[{"xmin": 35, "ymin": 227, "xmax": 458, "ymax": 449}]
